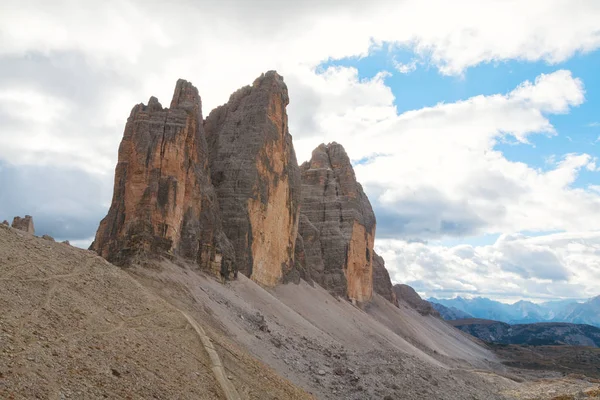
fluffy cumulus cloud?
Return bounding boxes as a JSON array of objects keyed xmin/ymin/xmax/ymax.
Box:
[
  {"xmin": 377, "ymin": 231, "xmax": 600, "ymax": 301},
  {"xmin": 302, "ymin": 69, "xmax": 600, "ymax": 240},
  {"xmin": 1, "ymin": 0, "xmax": 600, "ymax": 298}
]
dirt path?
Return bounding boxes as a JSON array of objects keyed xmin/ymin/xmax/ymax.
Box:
[
  {"xmin": 179, "ymin": 310, "xmax": 242, "ymax": 400},
  {"xmin": 3, "ymin": 224, "xmax": 598, "ymax": 399},
  {"xmin": 0, "ymin": 224, "xmax": 312, "ymax": 400}
]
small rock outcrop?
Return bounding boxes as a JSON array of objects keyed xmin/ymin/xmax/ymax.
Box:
[
  {"xmin": 1, "ymin": 220, "xmax": 8, "ymax": 226},
  {"xmin": 91, "ymin": 80, "xmax": 235, "ymax": 278},
  {"xmin": 372, "ymin": 252, "xmax": 398, "ymax": 306},
  {"xmin": 394, "ymin": 284, "xmax": 440, "ymax": 317},
  {"xmin": 205, "ymin": 71, "xmax": 301, "ymax": 286},
  {"xmin": 299, "ymin": 143, "xmax": 376, "ymax": 303},
  {"xmin": 11, "ymin": 215, "xmax": 34, "ymax": 234},
  {"xmin": 42, "ymin": 235, "xmax": 55, "ymax": 242}
]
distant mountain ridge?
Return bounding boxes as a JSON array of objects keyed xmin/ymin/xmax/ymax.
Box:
[
  {"xmin": 431, "ymin": 303, "xmax": 473, "ymax": 320},
  {"xmin": 449, "ymin": 319, "xmax": 600, "ymax": 347},
  {"xmin": 428, "ymin": 295, "xmax": 600, "ymax": 327}
]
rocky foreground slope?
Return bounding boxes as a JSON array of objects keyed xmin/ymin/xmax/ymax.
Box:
[
  {"xmin": 0, "ymin": 224, "xmax": 309, "ymax": 399},
  {"xmin": 5, "ymin": 224, "xmax": 600, "ymax": 399}
]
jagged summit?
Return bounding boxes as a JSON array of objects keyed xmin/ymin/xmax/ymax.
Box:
[
  {"xmin": 170, "ymin": 78, "xmax": 201, "ymax": 110},
  {"xmin": 90, "ymin": 71, "xmax": 396, "ymax": 305},
  {"xmin": 91, "ymin": 79, "xmax": 235, "ymax": 278},
  {"xmin": 299, "ymin": 141, "xmax": 377, "ymax": 303},
  {"xmin": 205, "ymin": 70, "xmax": 300, "ymax": 286}
]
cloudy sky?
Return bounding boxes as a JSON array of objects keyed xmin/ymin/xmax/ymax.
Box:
[{"xmin": 1, "ymin": 0, "xmax": 599, "ymax": 302}]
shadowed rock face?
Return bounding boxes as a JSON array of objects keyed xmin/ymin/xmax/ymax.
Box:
[
  {"xmin": 299, "ymin": 142, "xmax": 376, "ymax": 303},
  {"xmin": 91, "ymin": 80, "xmax": 235, "ymax": 278},
  {"xmin": 205, "ymin": 71, "xmax": 301, "ymax": 287},
  {"xmin": 11, "ymin": 215, "xmax": 34, "ymax": 234},
  {"xmin": 394, "ymin": 284, "xmax": 440, "ymax": 317},
  {"xmin": 372, "ymin": 251, "xmax": 398, "ymax": 306}
]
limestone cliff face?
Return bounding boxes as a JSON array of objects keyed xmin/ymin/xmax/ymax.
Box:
[
  {"xmin": 91, "ymin": 80, "xmax": 235, "ymax": 277},
  {"xmin": 299, "ymin": 143, "xmax": 376, "ymax": 303},
  {"xmin": 205, "ymin": 71, "xmax": 301, "ymax": 287},
  {"xmin": 372, "ymin": 251, "xmax": 398, "ymax": 306}
]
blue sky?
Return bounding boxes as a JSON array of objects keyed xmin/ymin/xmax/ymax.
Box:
[
  {"xmin": 1, "ymin": 0, "xmax": 600, "ymax": 302},
  {"xmin": 333, "ymin": 44, "xmax": 600, "ymax": 178},
  {"xmin": 327, "ymin": 45, "xmax": 600, "ymax": 250}
]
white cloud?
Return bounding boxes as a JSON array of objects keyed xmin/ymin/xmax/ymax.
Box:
[
  {"xmin": 377, "ymin": 231, "xmax": 600, "ymax": 301},
  {"xmin": 0, "ymin": 88, "xmax": 70, "ymax": 124},
  {"xmin": 295, "ymin": 68, "xmax": 599, "ymax": 238},
  {"xmin": 509, "ymin": 70, "xmax": 585, "ymax": 114},
  {"xmin": 393, "ymin": 59, "xmax": 418, "ymax": 74},
  {"xmin": 1, "ymin": 0, "xmax": 599, "ymax": 173},
  {"xmin": 2, "ymin": 1, "xmax": 599, "ymax": 77},
  {"xmin": 1, "ymin": 0, "xmax": 600, "ymax": 298}
]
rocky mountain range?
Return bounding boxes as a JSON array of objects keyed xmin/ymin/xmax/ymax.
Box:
[
  {"xmin": 430, "ymin": 296, "xmax": 600, "ymax": 327},
  {"xmin": 4, "ymin": 70, "xmax": 600, "ymax": 399},
  {"xmin": 91, "ymin": 71, "xmax": 382, "ymax": 305},
  {"xmin": 450, "ymin": 319, "xmax": 600, "ymax": 347},
  {"xmin": 431, "ymin": 303, "xmax": 474, "ymax": 320}
]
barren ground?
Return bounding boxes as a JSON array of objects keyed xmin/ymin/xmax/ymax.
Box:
[
  {"xmin": 2, "ymin": 224, "xmax": 599, "ymax": 399},
  {"xmin": 0, "ymin": 224, "xmax": 310, "ymax": 400}
]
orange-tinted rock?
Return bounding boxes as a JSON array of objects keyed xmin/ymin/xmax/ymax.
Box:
[
  {"xmin": 298, "ymin": 143, "xmax": 376, "ymax": 303},
  {"xmin": 205, "ymin": 71, "xmax": 301, "ymax": 287},
  {"xmin": 91, "ymin": 80, "xmax": 235, "ymax": 278},
  {"xmin": 372, "ymin": 251, "xmax": 398, "ymax": 306},
  {"xmin": 11, "ymin": 215, "xmax": 34, "ymax": 234}
]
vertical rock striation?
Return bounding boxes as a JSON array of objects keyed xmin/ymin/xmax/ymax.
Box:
[
  {"xmin": 298, "ymin": 143, "xmax": 375, "ymax": 303},
  {"xmin": 205, "ymin": 71, "xmax": 301, "ymax": 287},
  {"xmin": 90, "ymin": 70, "xmax": 391, "ymax": 301},
  {"xmin": 372, "ymin": 251, "xmax": 398, "ymax": 306},
  {"xmin": 91, "ymin": 80, "xmax": 235, "ymax": 278}
]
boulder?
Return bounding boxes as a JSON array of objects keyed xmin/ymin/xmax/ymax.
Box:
[
  {"xmin": 205, "ymin": 71, "xmax": 301, "ymax": 286},
  {"xmin": 42, "ymin": 235, "xmax": 55, "ymax": 242},
  {"xmin": 1, "ymin": 220, "xmax": 8, "ymax": 226},
  {"xmin": 298, "ymin": 143, "xmax": 375, "ymax": 303},
  {"xmin": 91, "ymin": 79, "xmax": 235, "ymax": 278},
  {"xmin": 11, "ymin": 215, "xmax": 34, "ymax": 234}
]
